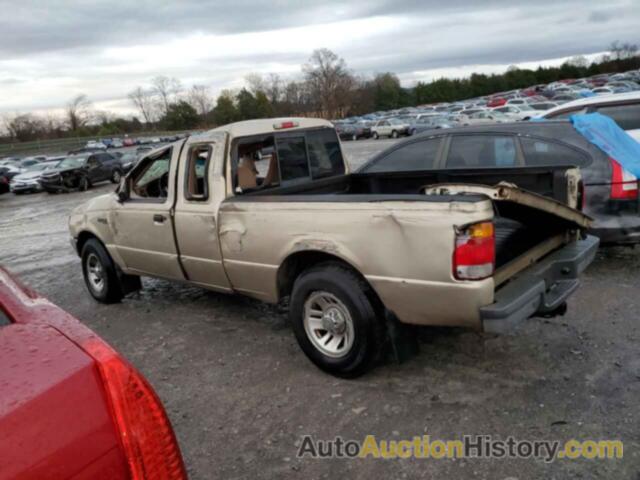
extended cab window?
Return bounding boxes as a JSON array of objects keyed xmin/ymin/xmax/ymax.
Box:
[
  {"xmin": 362, "ymin": 138, "xmax": 442, "ymax": 173},
  {"xmin": 131, "ymin": 148, "xmax": 172, "ymax": 199},
  {"xmin": 520, "ymin": 138, "xmax": 589, "ymax": 167},
  {"xmin": 446, "ymin": 135, "xmax": 517, "ymax": 168},
  {"xmin": 185, "ymin": 145, "xmax": 211, "ymax": 200}
]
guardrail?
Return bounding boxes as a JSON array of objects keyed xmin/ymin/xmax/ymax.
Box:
[{"xmin": 0, "ymin": 129, "xmax": 202, "ymax": 157}]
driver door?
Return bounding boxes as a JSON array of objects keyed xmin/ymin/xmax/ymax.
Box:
[{"xmin": 110, "ymin": 146, "xmax": 184, "ymax": 280}]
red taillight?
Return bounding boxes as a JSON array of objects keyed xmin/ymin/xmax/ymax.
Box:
[
  {"xmin": 610, "ymin": 157, "xmax": 638, "ymax": 200},
  {"xmin": 453, "ymin": 221, "xmax": 495, "ymax": 280},
  {"xmin": 82, "ymin": 339, "xmax": 187, "ymax": 480}
]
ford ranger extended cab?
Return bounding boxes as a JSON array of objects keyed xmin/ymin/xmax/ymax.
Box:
[{"xmin": 69, "ymin": 118, "xmax": 599, "ymax": 377}]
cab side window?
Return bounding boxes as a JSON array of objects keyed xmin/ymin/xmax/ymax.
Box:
[{"xmin": 185, "ymin": 145, "xmax": 211, "ymax": 200}]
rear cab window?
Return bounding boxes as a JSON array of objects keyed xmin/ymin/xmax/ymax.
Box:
[{"xmin": 233, "ymin": 128, "xmax": 345, "ymax": 192}]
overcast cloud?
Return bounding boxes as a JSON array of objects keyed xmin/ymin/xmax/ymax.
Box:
[{"xmin": 0, "ymin": 0, "xmax": 638, "ymax": 115}]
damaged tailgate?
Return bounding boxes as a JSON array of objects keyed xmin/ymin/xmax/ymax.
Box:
[
  {"xmin": 424, "ymin": 181, "xmax": 599, "ymax": 333},
  {"xmin": 422, "ymin": 181, "xmax": 592, "ymax": 229}
]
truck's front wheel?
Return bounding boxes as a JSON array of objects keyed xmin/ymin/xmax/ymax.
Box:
[
  {"xmin": 289, "ymin": 263, "xmax": 383, "ymax": 377},
  {"xmin": 81, "ymin": 239, "xmax": 124, "ymax": 304}
]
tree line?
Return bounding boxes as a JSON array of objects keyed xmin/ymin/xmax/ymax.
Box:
[{"xmin": 2, "ymin": 41, "xmax": 639, "ymax": 143}]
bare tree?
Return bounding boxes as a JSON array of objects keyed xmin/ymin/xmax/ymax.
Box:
[
  {"xmin": 609, "ymin": 40, "xmax": 639, "ymax": 61},
  {"xmin": 187, "ymin": 84, "xmax": 214, "ymax": 115},
  {"xmin": 302, "ymin": 49, "xmax": 355, "ymax": 118},
  {"xmin": 128, "ymin": 86, "xmax": 156, "ymax": 124},
  {"xmin": 567, "ymin": 55, "xmax": 589, "ymax": 68},
  {"xmin": 265, "ymin": 73, "xmax": 283, "ymax": 105},
  {"xmin": 244, "ymin": 73, "xmax": 266, "ymax": 95},
  {"xmin": 66, "ymin": 94, "xmax": 92, "ymax": 131},
  {"xmin": 151, "ymin": 76, "xmax": 182, "ymax": 115},
  {"xmin": 4, "ymin": 113, "xmax": 48, "ymax": 141}
]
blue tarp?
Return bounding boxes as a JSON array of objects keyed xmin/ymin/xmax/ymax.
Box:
[{"xmin": 570, "ymin": 113, "xmax": 640, "ymax": 177}]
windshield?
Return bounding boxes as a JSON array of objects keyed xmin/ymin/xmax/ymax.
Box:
[
  {"xmin": 57, "ymin": 157, "xmax": 86, "ymax": 169},
  {"xmin": 24, "ymin": 163, "xmax": 49, "ymax": 172}
]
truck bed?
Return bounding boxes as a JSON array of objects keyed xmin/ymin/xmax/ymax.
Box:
[{"xmin": 232, "ymin": 166, "xmax": 581, "ymax": 269}]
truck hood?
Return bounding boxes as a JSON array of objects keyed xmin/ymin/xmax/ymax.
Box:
[
  {"xmin": 71, "ymin": 193, "xmax": 115, "ymax": 216},
  {"xmin": 423, "ymin": 182, "xmax": 592, "ymax": 229}
]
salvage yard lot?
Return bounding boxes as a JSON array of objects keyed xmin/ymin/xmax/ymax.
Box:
[{"xmin": 1, "ymin": 138, "xmax": 639, "ymax": 479}]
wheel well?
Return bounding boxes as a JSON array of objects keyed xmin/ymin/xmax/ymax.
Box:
[
  {"xmin": 277, "ymin": 251, "xmax": 383, "ymax": 310},
  {"xmin": 76, "ymin": 231, "xmax": 99, "ymax": 256}
]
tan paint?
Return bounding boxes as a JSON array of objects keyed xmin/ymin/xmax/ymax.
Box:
[{"xmin": 69, "ymin": 117, "xmax": 588, "ymax": 329}]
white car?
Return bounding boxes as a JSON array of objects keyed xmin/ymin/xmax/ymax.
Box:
[
  {"xmin": 541, "ymin": 91, "xmax": 640, "ymax": 141},
  {"xmin": 371, "ymin": 119, "xmax": 410, "ymax": 139},
  {"xmin": 491, "ymin": 106, "xmax": 538, "ymax": 121},
  {"xmin": 505, "ymin": 98, "xmax": 531, "ymax": 107},
  {"xmin": 85, "ymin": 140, "xmax": 107, "ymax": 150},
  {"xmin": 459, "ymin": 111, "xmax": 508, "ymax": 126}
]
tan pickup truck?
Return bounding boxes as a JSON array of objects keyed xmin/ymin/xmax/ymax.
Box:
[{"xmin": 69, "ymin": 118, "xmax": 599, "ymax": 376}]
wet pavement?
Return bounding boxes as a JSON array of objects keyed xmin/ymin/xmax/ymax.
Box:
[{"xmin": 1, "ymin": 138, "xmax": 639, "ymax": 479}]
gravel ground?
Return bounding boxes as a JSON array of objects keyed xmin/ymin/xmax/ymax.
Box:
[{"xmin": 1, "ymin": 138, "xmax": 639, "ymax": 479}]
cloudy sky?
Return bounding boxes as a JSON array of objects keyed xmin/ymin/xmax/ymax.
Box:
[{"xmin": 0, "ymin": 0, "xmax": 638, "ymax": 117}]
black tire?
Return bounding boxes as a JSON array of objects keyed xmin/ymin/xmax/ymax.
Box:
[
  {"xmin": 391, "ymin": 130, "xmax": 399, "ymax": 139},
  {"xmin": 289, "ymin": 262, "xmax": 384, "ymax": 378},
  {"xmin": 78, "ymin": 176, "xmax": 90, "ymax": 191},
  {"xmin": 372, "ymin": 132, "xmax": 379, "ymax": 140},
  {"xmin": 110, "ymin": 169, "xmax": 123, "ymax": 184},
  {"xmin": 81, "ymin": 238, "xmax": 124, "ymax": 303}
]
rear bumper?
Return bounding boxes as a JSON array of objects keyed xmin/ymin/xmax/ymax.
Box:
[
  {"xmin": 591, "ymin": 225, "xmax": 640, "ymax": 245},
  {"xmin": 481, "ymin": 235, "xmax": 599, "ymax": 334}
]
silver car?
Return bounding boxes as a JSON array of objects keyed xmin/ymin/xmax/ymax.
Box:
[{"xmin": 10, "ymin": 160, "xmax": 61, "ymax": 194}]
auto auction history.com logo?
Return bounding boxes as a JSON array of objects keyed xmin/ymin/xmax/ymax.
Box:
[{"xmin": 297, "ymin": 434, "xmax": 624, "ymax": 463}]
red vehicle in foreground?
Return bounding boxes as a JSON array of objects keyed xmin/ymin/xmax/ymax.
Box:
[{"xmin": 0, "ymin": 267, "xmax": 186, "ymax": 480}]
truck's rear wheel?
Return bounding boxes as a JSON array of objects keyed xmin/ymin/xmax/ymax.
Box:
[
  {"xmin": 289, "ymin": 263, "xmax": 384, "ymax": 377},
  {"xmin": 81, "ymin": 239, "xmax": 124, "ymax": 303}
]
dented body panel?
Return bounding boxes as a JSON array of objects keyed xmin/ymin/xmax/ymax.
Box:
[{"xmin": 69, "ymin": 117, "xmax": 597, "ymax": 332}]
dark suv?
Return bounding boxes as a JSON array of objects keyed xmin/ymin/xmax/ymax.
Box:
[
  {"xmin": 39, "ymin": 152, "xmax": 124, "ymax": 193},
  {"xmin": 359, "ymin": 121, "xmax": 640, "ymax": 245}
]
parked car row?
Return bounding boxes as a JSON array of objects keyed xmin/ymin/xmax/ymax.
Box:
[
  {"xmin": 82, "ymin": 133, "xmax": 188, "ymax": 151},
  {"xmin": 0, "ymin": 151, "xmax": 142, "ymax": 195},
  {"xmin": 331, "ymin": 68, "xmax": 640, "ymax": 139}
]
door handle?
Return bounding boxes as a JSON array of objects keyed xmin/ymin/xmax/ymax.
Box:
[{"xmin": 153, "ymin": 214, "xmax": 166, "ymax": 223}]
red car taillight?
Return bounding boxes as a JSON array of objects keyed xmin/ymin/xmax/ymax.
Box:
[
  {"xmin": 82, "ymin": 339, "xmax": 187, "ymax": 480},
  {"xmin": 610, "ymin": 157, "xmax": 638, "ymax": 200},
  {"xmin": 453, "ymin": 221, "xmax": 495, "ymax": 280}
]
